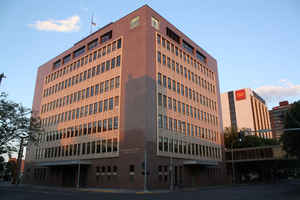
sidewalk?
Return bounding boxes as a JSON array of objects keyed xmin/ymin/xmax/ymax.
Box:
[
  {"xmin": 0, "ymin": 182, "xmax": 169, "ymax": 194},
  {"xmin": 2, "ymin": 180, "xmax": 298, "ymax": 194}
]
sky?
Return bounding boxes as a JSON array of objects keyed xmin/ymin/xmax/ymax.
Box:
[{"xmin": 0, "ymin": 0, "xmax": 300, "ymax": 110}]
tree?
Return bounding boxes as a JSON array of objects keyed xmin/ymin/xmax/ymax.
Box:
[
  {"xmin": 224, "ymin": 126, "xmax": 239, "ymax": 149},
  {"xmin": 224, "ymin": 126, "xmax": 279, "ymax": 149},
  {"xmin": 0, "ymin": 92, "xmax": 43, "ymax": 156},
  {"xmin": 281, "ymin": 100, "xmax": 300, "ymax": 159}
]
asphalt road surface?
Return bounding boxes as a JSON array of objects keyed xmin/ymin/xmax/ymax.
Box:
[{"xmin": 1, "ymin": 180, "xmax": 300, "ymax": 200}]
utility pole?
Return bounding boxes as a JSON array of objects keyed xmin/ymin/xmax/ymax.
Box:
[{"xmin": 16, "ymin": 137, "xmax": 25, "ymax": 184}]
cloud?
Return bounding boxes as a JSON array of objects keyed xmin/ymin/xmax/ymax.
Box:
[
  {"xmin": 29, "ymin": 15, "xmax": 80, "ymax": 32},
  {"xmin": 255, "ymin": 80, "xmax": 300, "ymax": 102}
]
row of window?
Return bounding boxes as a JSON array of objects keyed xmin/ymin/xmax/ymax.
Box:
[
  {"xmin": 157, "ymin": 52, "xmax": 215, "ymax": 94},
  {"xmin": 158, "ymin": 73, "xmax": 217, "ymax": 112},
  {"xmin": 41, "ymin": 117, "xmax": 119, "ymax": 144},
  {"xmin": 158, "ymin": 93, "xmax": 218, "ymax": 127},
  {"xmin": 46, "ymin": 38, "xmax": 122, "ymax": 84},
  {"xmin": 158, "ymin": 136, "xmax": 221, "ymax": 159},
  {"xmin": 156, "ymin": 34, "xmax": 215, "ymax": 81},
  {"xmin": 41, "ymin": 96, "xmax": 119, "ymax": 127},
  {"xmin": 43, "ymin": 55, "xmax": 121, "ymax": 98},
  {"xmin": 41, "ymin": 76, "xmax": 120, "ymax": 114},
  {"xmin": 38, "ymin": 138, "xmax": 118, "ymax": 160},
  {"xmin": 158, "ymin": 114, "xmax": 218, "ymax": 142}
]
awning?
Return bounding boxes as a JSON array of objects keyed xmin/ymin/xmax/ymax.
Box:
[
  {"xmin": 35, "ymin": 160, "xmax": 92, "ymax": 167},
  {"xmin": 183, "ymin": 160, "xmax": 218, "ymax": 166}
]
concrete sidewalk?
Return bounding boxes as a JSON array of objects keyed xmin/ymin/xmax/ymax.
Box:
[
  {"xmin": 0, "ymin": 182, "xmax": 169, "ymax": 194},
  {"xmin": 2, "ymin": 180, "xmax": 298, "ymax": 194}
]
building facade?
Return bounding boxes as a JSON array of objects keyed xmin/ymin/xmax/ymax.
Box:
[
  {"xmin": 221, "ymin": 88, "xmax": 272, "ymax": 138},
  {"xmin": 24, "ymin": 5, "xmax": 226, "ymax": 189},
  {"xmin": 269, "ymin": 101, "xmax": 291, "ymax": 140}
]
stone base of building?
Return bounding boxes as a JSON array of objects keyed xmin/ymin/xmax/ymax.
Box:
[{"xmin": 23, "ymin": 157, "xmax": 230, "ymax": 190}]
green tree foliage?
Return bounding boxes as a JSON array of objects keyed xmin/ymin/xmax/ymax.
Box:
[
  {"xmin": 224, "ymin": 126, "xmax": 278, "ymax": 149},
  {"xmin": 0, "ymin": 92, "xmax": 43, "ymax": 156},
  {"xmin": 281, "ymin": 100, "xmax": 300, "ymax": 158}
]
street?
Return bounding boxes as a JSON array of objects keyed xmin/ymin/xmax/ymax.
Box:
[{"xmin": 1, "ymin": 180, "xmax": 300, "ymax": 200}]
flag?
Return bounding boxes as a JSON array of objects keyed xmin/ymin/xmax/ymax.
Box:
[{"xmin": 91, "ymin": 15, "xmax": 96, "ymax": 26}]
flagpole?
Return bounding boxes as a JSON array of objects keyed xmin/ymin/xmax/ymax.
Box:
[{"xmin": 90, "ymin": 14, "xmax": 93, "ymax": 34}]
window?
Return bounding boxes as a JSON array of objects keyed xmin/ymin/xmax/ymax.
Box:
[
  {"xmin": 88, "ymin": 38, "xmax": 98, "ymax": 50},
  {"xmin": 158, "ymin": 114, "xmax": 163, "ymax": 128},
  {"xmin": 182, "ymin": 40, "xmax": 194, "ymax": 54},
  {"xmin": 53, "ymin": 59, "xmax": 61, "ymax": 70},
  {"xmin": 157, "ymin": 34, "xmax": 161, "ymax": 44},
  {"xmin": 100, "ymin": 30, "xmax": 112, "ymax": 43},
  {"xmin": 130, "ymin": 16, "xmax": 140, "ymax": 29},
  {"xmin": 103, "ymin": 120, "xmax": 107, "ymax": 132},
  {"xmin": 163, "ymin": 95, "xmax": 167, "ymax": 108},
  {"xmin": 151, "ymin": 17, "xmax": 159, "ymax": 30},
  {"xmin": 157, "ymin": 73, "xmax": 162, "ymax": 85},
  {"xmin": 111, "ymin": 58, "xmax": 115, "ymax": 69},
  {"xmin": 168, "ymin": 97, "xmax": 172, "ymax": 109},
  {"xmin": 166, "ymin": 27, "xmax": 180, "ymax": 44},
  {"xmin": 106, "ymin": 60, "xmax": 110, "ymax": 71},
  {"xmin": 158, "ymin": 93, "xmax": 162, "ymax": 106},
  {"xmin": 117, "ymin": 39, "xmax": 122, "ymax": 49},
  {"xmin": 97, "ymin": 120, "xmax": 102, "ymax": 133},
  {"xmin": 163, "ymin": 75, "xmax": 167, "ymax": 87},
  {"xmin": 196, "ymin": 50, "xmax": 206, "ymax": 63},
  {"xmin": 115, "ymin": 76, "xmax": 120, "ymax": 88},
  {"xmin": 115, "ymin": 96, "xmax": 119, "ymax": 107},
  {"xmin": 116, "ymin": 55, "xmax": 121, "ymax": 66},
  {"xmin": 168, "ymin": 78, "xmax": 171, "ymax": 89},
  {"xmin": 74, "ymin": 46, "xmax": 85, "ymax": 58},
  {"xmin": 108, "ymin": 118, "xmax": 113, "ymax": 130},
  {"xmin": 109, "ymin": 97, "xmax": 114, "ymax": 110},
  {"xmin": 157, "ymin": 51, "xmax": 161, "ymax": 63},
  {"xmin": 114, "ymin": 117, "xmax": 118, "ymax": 129},
  {"xmin": 104, "ymin": 99, "xmax": 108, "ymax": 111},
  {"xmin": 63, "ymin": 54, "xmax": 71, "ymax": 64},
  {"xmin": 110, "ymin": 78, "xmax": 114, "ymax": 90},
  {"xmin": 162, "ymin": 54, "xmax": 166, "ymax": 65}
]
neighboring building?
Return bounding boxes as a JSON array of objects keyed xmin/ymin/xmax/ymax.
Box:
[
  {"xmin": 269, "ymin": 101, "xmax": 291, "ymax": 140},
  {"xmin": 221, "ymin": 88, "xmax": 272, "ymax": 138},
  {"xmin": 24, "ymin": 5, "xmax": 226, "ymax": 189}
]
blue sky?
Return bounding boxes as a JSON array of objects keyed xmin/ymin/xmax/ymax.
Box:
[{"xmin": 1, "ymin": 0, "xmax": 300, "ymax": 109}]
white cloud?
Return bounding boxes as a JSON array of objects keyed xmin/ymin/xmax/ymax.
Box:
[
  {"xmin": 29, "ymin": 15, "xmax": 80, "ymax": 32},
  {"xmin": 255, "ymin": 80, "xmax": 300, "ymax": 103}
]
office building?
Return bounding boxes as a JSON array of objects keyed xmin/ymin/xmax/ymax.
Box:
[
  {"xmin": 269, "ymin": 101, "xmax": 291, "ymax": 139},
  {"xmin": 24, "ymin": 5, "xmax": 225, "ymax": 189},
  {"xmin": 221, "ymin": 88, "xmax": 272, "ymax": 138}
]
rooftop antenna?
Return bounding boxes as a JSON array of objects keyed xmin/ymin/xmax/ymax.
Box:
[{"xmin": 90, "ymin": 13, "xmax": 96, "ymax": 34}]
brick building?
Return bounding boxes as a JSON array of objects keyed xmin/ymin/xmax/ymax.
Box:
[
  {"xmin": 24, "ymin": 5, "xmax": 226, "ymax": 189},
  {"xmin": 221, "ymin": 88, "xmax": 272, "ymax": 138},
  {"xmin": 269, "ymin": 101, "xmax": 291, "ymax": 139}
]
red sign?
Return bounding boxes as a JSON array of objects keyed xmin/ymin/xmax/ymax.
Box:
[{"xmin": 235, "ymin": 89, "xmax": 246, "ymax": 101}]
